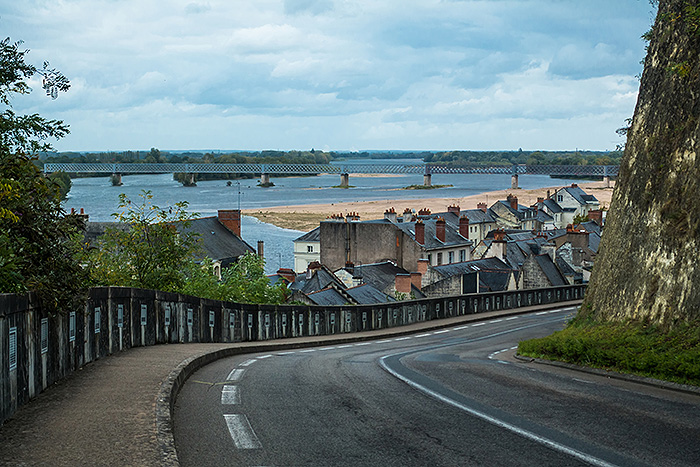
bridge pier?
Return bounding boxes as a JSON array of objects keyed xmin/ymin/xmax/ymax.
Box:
[
  {"xmin": 423, "ymin": 173, "xmax": 432, "ymax": 187},
  {"xmin": 183, "ymin": 173, "xmax": 196, "ymax": 187},
  {"xmin": 511, "ymin": 174, "xmax": 519, "ymax": 189},
  {"xmin": 603, "ymin": 176, "xmax": 611, "ymax": 188},
  {"xmin": 259, "ymin": 173, "xmax": 272, "ymax": 187},
  {"xmin": 110, "ymin": 173, "xmax": 123, "ymax": 186},
  {"xmin": 339, "ymin": 173, "xmax": 349, "ymax": 187}
]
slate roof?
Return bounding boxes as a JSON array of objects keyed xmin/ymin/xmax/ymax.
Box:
[
  {"xmin": 396, "ymin": 219, "xmax": 473, "ymax": 250},
  {"xmin": 345, "ymin": 283, "xmax": 395, "ymax": 304},
  {"xmin": 177, "ymin": 217, "xmax": 255, "ymax": 266},
  {"xmin": 542, "ymin": 199, "xmax": 563, "ymax": 214},
  {"xmin": 565, "ymin": 185, "xmax": 599, "ymax": 205},
  {"xmin": 534, "ymin": 254, "xmax": 567, "ymax": 286},
  {"xmin": 306, "ymin": 287, "xmax": 351, "ymax": 306},
  {"xmin": 294, "ymin": 227, "xmax": 320, "ymax": 242},
  {"xmin": 437, "ymin": 208, "xmax": 497, "ymax": 226},
  {"xmin": 346, "ymin": 261, "xmax": 409, "ymax": 293},
  {"xmin": 431, "ymin": 257, "xmax": 515, "ymax": 292},
  {"xmin": 289, "ymin": 266, "xmax": 345, "ymax": 294}
]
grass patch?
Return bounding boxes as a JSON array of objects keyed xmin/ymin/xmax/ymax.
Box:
[{"xmin": 518, "ymin": 317, "xmax": 700, "ymax": 387}]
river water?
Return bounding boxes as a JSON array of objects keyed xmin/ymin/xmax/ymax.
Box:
[{"xmin": 62, "ymin": 159, "xmax": 583, "ymax": 273}]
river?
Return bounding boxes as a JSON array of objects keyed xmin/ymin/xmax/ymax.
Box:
[{"xmin": 62, "ymin": 159, "xmax": 584, "ymax": 273}]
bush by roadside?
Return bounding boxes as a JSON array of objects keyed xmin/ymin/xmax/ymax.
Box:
[{"xmin": 518, "ymin": 315, "xmax": 700, "ymax": 387}]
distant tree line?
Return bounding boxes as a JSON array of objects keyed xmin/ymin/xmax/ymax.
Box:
[{"xmin": 424, "ymin": 150, "xmax": 622, "ymax": 167}]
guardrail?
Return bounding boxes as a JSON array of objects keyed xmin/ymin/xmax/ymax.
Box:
[{"xmin": 0, "ymin": 284, "xmax": 585, "ymax": 426}]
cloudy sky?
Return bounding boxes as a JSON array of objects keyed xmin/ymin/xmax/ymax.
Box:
[{"xmin": 5, "ymin": 0, "xmax": 656, "ymax": 152}]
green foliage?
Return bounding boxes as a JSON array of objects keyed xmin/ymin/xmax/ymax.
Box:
[
  {"xmin": 219, "ymin": 252, "xmax": 287, "ymax": 304},
  {"xmin": 0, "ymin": 37, "xmax": 87, "ymax": 312},
  {"xmin": 518, "ymin": 318, "xmax": 700, "ymax": 386},
  {"xmin": 47, "ymin": 171, "xmax": 71, "ymax": 200},
  {"xmin": 88, "ymin": 190, "xmax": 201, "ymax": 292},
  {"xmin": 424, "ymin": 150, "xmax": 622, "ymax": 168}
]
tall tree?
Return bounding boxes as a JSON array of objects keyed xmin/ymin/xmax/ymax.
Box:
[
  {"xmin": 0, "ymin": 37, "xmax": 87, "ymax": 311},
  {"xmin": 582, "ymin": 0, "xmax": 700, "ymax": 325}
]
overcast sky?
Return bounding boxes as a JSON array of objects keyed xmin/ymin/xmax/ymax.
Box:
[{"xmin": 5, "ymin": 0, "xmax": 656, "ymax": 152}]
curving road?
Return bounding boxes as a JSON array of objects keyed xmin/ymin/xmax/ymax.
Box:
[{"xmin": 173, "ymin": 307, "xmax": 700, "ymax": 466}]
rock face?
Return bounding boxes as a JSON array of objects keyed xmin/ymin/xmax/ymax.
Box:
[{"xmin": 583, "ymin": 0, "xmax": 700, "ymax": 325}]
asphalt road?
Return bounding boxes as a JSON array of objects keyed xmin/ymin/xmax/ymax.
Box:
[{"xmin": 173, "ymin": 306, "xmax": 700, "ymax": 466}]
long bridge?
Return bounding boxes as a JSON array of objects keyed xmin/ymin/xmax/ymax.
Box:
[{"xmin": 43, "ymin": 162, "xmax": 619, "ymax": 188}]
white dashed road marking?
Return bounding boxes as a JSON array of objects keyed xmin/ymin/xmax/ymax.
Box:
[
  {"xmin": 224, "ymin": 414, "xmax": 262, "ymax": 449},
  {"xmin": 227, "ymin": 368, "xmax": 245, "ymax": 381},
  {"xmin": 257, "ymin": 354, "xmax": 272, "ymax": 359},
  {"xmin": 240, "ymin": 359, "xmax": 256, "ymax": 367},
  {"xmin": 433, "ymin": 330, "xmax": 449, "ymax": 335},
  {"xmin": 221, "ymin": 385, "xmax": 240, "ymax": 405},
  {"xmin": 472, "ymin": 322, "xmax": 486, "ymax": 327}
]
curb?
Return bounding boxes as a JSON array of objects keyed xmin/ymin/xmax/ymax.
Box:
[
  {"xmin": 156, "ymin": 300, "xmax": 583, "ymax": 465},
  {"xmin": 513, "ymin": 354, "xmax": 700, "ymax": 396}
]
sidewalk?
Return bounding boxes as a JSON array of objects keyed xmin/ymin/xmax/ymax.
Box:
[{"xmin": 0, "ymin": 302, "xmax": 581, "ymax": 467}]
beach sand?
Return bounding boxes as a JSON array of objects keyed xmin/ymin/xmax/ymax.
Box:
[{"xmin": 243, "ymin": 181, "xmax": 615, "ymax": 232}]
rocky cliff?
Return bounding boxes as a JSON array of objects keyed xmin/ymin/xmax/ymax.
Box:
[{"xmin": 582, "ymin": 0, "xmax": 700, "ymax": 325}]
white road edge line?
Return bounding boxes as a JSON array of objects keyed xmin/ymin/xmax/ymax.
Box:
[
  {"xmin": 224, "ymin": 414, "xmax": 262, "ymax": 449},
  {"xmin": 226, "ymin": 368, "xmax": 245, "ymax": 381},
  {"xmin": 276, "ymin": 351, "xmax": 295, "ymax": 356},
  {"xmin": 472, "ymin": 323, "xmax": 486, "ymax": 327},
  {"xmin": 489, "ymin": 319, "xmax": 503, "ymax": 323},
  {"xmin": 505, "ymin": 317, "xmax": 519, "ymax": 321},
  {"xmin": 221, "ymin": 385, "xmax": 240, "ymax": 405},
  {"xmin": 257, "ymin": 354, "xmax": 272, "ymax": 359},
  {"xmin": 393, "ymin": 336, "xmax": 411, "ymax": 341},
  {"xmin": 433, "ymin": 330, "xmax": 449, "ymax": 335},
  {"xmin": 452, "ymin": 325, "xmax": 470, "ymax": 331},
  {"xmin": 240, "ymin": 359, "xmax": 256, "ymax": 367},
  {"xmin": 379, "ymin": 357, "xmax": 616, "ymax": 467}
]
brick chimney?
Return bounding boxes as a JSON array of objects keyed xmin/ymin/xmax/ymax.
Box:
[
  {"xmin": 507, "ymin": 194, "xmax": 518, "ymax": 210},
  {"xmin": 447, "ymin": 204, "xmax": 460, "ymax": 215},
  {"xmin": 395, "ymin": 273, "xmax": 411, "ymax": 294},
  {"xmin": 257, "ymin": 240, "xmax": 264, "ymax": 258},
  {"xmin": 417, "ymin": 258, "xmax": 429, "ymax": 275},
  {"xmin": 492, "ymin": 229, "xmax": 507, "ymax": 261},
  {"xmin": 537, "ymin": 197, "xmax": 544, "ymax": 204},
  {"xmin": 410, "ymin": 272, "xmax": 422, "ymax": 291},
  {"xmin": 435, "ymin": 217, "xmax": 446, "ymax": 242},
  {"xmin": 384, "ymin": 207, "xmax": 397, "ymax": 223},
  {"xmin": 459, "ymin": 215, "xmax": 470, "ymax": 239},
  {"xmin": 218, "ymin": 209, "xmax": 241, "ymax": 237},
  {"xmin": 493, "ymin": 229, "xmax": 506, "ymax": 242},
  {"xmin": 276, "ymin": 268, "xmax": 296, "ymax": 283},
  {"xmin": 588, "ymin": 209, "xmax": 603, "ymax": 226},
  {"xmin": 418, "ymin": 208, "xmax": 431, "ymax": 216},
  {"xmin": 415, "ymin": 220, "xmax": 425, "ymax": 245},
  {"xmin": 477, "ymin": 202, "xmax": 487, "ymax": 212}
]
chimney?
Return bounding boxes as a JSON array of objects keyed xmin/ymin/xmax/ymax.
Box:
[
  {"xmin": 306, "ymin": 261, "xmax": 321, "ymax": 279},
  {"xmin": 276, "ymin": 268, "xmax": 296, "ymax": 283},
  {"xmin": 418, "ymin": 208, "xmax": 431, "ymax": 216},
  {"xmin": 435, "ymin": 217, "xmax": 446, "ymax": 242},
  {"xmin": 415, "ymin": 220, "xmax": 425, "ymax": 245},
  {"xmin": 447, "ymin": 204, "xmax": 460, "ymax": 215},
  {"xmin": 477, "ymin": 202, "xmax": 487, "ymax": 212},
  {"xmin": 417, "ymin": 258, "xmax": 429, "ymax": 275},
  {"xmin": 218, "ymin": 209, "xmax": 241, "ymax": 237},
  {"xmin": 410, "ymin": 272, "xmax": 422, "ymax": 291},
  {"xmin": 507, "ymin": 194, "xmax": 518, "ymax": 210},
  {"xmin": 257, "ymin": 240, "xmax": 264, "ymax": 258},
  {"xmin": 395, "ymin": 273, "xmax": 411, "ymax": 294},
  {"xmin": 459, "ymin": 215, "xmax": 470, "ymax": 239},
  {"xmin": 537, "ymin": 197, "xmax": 544, "ymax": 204},
  {"xmin": 492, "ymin": 229, "xmax": 507, "ymax": 261},
  {"xmin": 546, "ymin": 190, "xmax": 551, "ymax": 199},
  {"xmin": 384, "ymin": 207, "xmax": 397, "ymax": 223},
  {"xmin": 588, "ymin": 209, "xmax": 603, "ymax": 226}
]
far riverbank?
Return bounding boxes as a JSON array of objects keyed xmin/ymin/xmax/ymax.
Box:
[{"xmin": 243, "ymin": 181, "xmax": 615, "ymax": 231}]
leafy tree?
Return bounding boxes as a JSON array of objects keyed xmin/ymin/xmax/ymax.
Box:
[
  {"xmin": 0, "ymin": 37, "xmax": 88, "ymax": 312},
  {"xmin": 88, "ymin": 190, "xmax": 201, "ymax": 292},
  {"xmin": 219, "ymin": 252, "xmax": 287, "ymax": 304}
]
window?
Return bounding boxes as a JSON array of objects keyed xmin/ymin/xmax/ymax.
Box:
[
  {"xmin": 437, "ymin": 252, "xmax": 443, "ymax": 265},
  {"xmin": 307, "ymin": 245, "xmax": 314, "ymax": 253},
  {"xmin": 557, "ymin": 195, "xmax": 563, "ymax": 202},
  {"xmin": 448, "ymin": 251, "xmax": 454, "ymax": 263},
  {"xmin": 459, "ymin": 250, "xmax": 466, "ymax": 262},
  {"xmin": 428, "ymin": 253, "xmax": 432, "ymax": 265}
]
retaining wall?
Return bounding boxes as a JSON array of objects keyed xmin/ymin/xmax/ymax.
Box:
[{"xmin": 0, "ymin": 284, "xmax": 585, "ymax": 426}]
